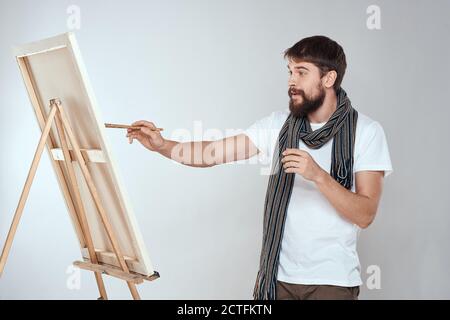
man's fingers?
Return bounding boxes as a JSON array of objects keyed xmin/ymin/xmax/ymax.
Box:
[
  {"xmin": 281, "ymin": 155, "xmax": 302, "ymax": 163},
  {"xmin": 127, "ymin": 129, "xmax": 145, "ymax": 137},
  {"xmin": 283, "ymin": 161, "xmax": 301, "ymax": 169},
  {"xmin": 131, "ymin": 120, "xmax": 146, "ymax": 126},
  {"xmin": 126, "ymin": 123, "xmax": 161, "ymax": 148},
  {"xmin": 126, "ymin": 131, "xmax": 143, "ymax": 142},
  {"xmin": 131, "ymin": 120, "xmax": 157, "ymax": 129},
  {"xmin": 140, "ymin": 127, "xmax": 157, "ymax": 136},
  {"xmin": 284, "ymin": 168, "xmax": 297, "ymax": 174},
  {"xmin": 283, "ymin": 148, "xmax": 299, "ymax": 155}
]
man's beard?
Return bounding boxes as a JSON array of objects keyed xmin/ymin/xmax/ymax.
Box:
[{"xmin": 288, "ymin": 85, "xmax": 326, "ymax": 118}]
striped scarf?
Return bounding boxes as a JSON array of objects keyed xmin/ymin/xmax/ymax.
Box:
[{"xmin": 253, "ymin": 88, "xmax": 358, "ymax": 300}]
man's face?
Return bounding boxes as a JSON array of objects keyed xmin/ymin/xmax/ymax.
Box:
[{"xmin": 287, "ymin": 60, "xmax": 326, "ymax": 118}]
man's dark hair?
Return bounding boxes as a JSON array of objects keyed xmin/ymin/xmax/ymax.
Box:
[{"xmin": 284, "ymin": 35, "xmax": 347, "ymax": 92}]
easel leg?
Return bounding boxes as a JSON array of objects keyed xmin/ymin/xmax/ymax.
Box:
[
  {"xmin": 56, "ymin": 102, "xmax": 141, "ymax": 300},
  {"xmin": 128, "ymin": 282, "xmax": 141, "ymax": 300},
  {"xmin": 0, "ymin": 105, "xmax": 58, "ymax": 276},
  {"xmin": 53, "ymin": 101, "xmax": 108, "ymax": 300}
]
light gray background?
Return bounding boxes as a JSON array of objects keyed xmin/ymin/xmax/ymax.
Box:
[{"xmin": 1, "ymin": 0, "xmax": 449, "ymax": 299}]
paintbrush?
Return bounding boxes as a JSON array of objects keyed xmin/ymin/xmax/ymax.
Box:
[{"xmin": 105, "ymin": 123, "xmax": 164, "ymax": 132}]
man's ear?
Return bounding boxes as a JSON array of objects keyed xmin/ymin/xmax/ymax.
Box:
[{"xmin": 323, "ymin": 70, "xmax": 337, "ymax": 89}]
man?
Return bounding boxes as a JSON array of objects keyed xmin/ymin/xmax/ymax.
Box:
[{"xmin": 126, "ymin": 35, "xmax": 393, "ymax": 300}]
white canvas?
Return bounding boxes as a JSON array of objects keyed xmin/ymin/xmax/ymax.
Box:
[{"xmin": 13, "ymin": 32, "xmax": 156, "ymax": 277}]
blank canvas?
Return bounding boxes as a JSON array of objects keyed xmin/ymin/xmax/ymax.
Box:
[{"xmin": 13, "ymin": 32, "xmax": 156, "ymax": 276}]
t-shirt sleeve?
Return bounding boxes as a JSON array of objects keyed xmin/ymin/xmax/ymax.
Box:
[
  {"xmin": 354, "ymin": 121, "xmax": 393, "ymax": 177},
  {"xmin": 244, "ymin": 113, "xmax": 274, "ymax": 157}
]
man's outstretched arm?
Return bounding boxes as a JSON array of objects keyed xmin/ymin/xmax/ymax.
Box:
[{"xmin": 126, "ymin": 120, "xmax": 260, "ymax": 167}]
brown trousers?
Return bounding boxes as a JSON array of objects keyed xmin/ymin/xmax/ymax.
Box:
[{"xmin": 276, "ymin": 280, "xmax": 360, "ymax": 300}]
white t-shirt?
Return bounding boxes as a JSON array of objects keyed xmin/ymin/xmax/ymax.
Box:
[{"xmin": 244, "ymin": 109, "xmax": 393, "ymax": 287}]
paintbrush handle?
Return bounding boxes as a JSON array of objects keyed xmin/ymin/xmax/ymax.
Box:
[{"xmin": 105, "ymin": 123, "xmax": 163, "ymax": 131}]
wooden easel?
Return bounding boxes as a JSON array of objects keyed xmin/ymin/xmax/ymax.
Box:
[{"xmin": 0, "ymin": 98, "xmax": 159, "ymax": 300}]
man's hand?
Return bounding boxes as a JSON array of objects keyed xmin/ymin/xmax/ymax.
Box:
[
  {"xmin": 281, "ymin": 148, "xmax": 326, "ymax": 183},
  {"xmin": 281, "ymin": 148, "xmax": 384, "ymax": 228},
  {"xmin": 126, "ymin": 120, "xmax": 166, "ymax": 152}
]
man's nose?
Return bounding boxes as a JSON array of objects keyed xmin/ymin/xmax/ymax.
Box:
[{"xmin": 288, "ymin": 75, "xmax": 296, "ymax": 87}]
